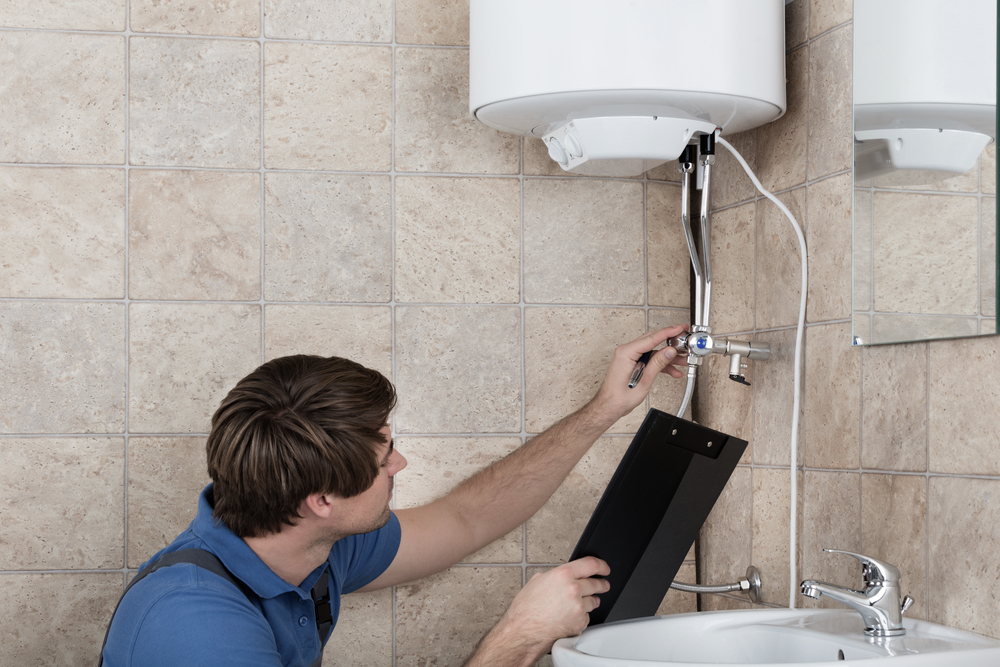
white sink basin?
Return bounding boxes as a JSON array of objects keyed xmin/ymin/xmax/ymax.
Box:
[{"xmin": 551, "ymin": 609, "xmax": 1000, "ymax": 666}]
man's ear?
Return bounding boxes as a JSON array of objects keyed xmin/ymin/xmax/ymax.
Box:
[{"xmin": 302, "ymin": 493, "xmax": 335, "ymax": 520}]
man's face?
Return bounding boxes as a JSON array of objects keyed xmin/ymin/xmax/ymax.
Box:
[{"xmin": 347, "ymin": 424, "xmax": 406, "ymax": 534}]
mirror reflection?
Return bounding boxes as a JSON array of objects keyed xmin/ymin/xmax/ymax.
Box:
[{"xmin": 852, "ymin": 0, "xmax": 997, "ymax": 345}]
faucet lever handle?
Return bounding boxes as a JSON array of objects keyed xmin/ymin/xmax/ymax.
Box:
[{"xmin": 822, "ymin": 548, "xmax": 902, "ymax": 585}]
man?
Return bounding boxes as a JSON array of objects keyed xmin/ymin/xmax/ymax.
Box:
[{"xmin": 101, "ymin": 325, "xmax": 686, "ymax": 667}]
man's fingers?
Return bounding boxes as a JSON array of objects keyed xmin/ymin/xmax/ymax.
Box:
[
  {"xmin": 577, "ymin": 576, "xmax": 610, "ymax": 597},
  {"xmin": 625, "ymin": 325, "xmax": 688, "ymax": 361},
  {"xmin": 564, "ymin": 556, "xmax": 611, "ymax": 578}
]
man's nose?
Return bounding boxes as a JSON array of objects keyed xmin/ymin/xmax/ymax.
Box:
[{"xmin": 390, "ymin": 450, "xmax": 407, "ymax": 475}]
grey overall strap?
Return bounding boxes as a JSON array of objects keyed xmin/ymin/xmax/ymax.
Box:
[
  {"xmin": 98, "ymin": 549, "xmax": 254, "ymax": 666},
  {"xmin": 99, "ymin": 548, "xmax": 333, "ymax": 667},
  {"xmin": 310, "ymin": 570, "xmax": 333, "ymax": 667}
]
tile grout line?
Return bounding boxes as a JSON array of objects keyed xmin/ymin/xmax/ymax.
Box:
[
  {"xmin": 259, "ymin": 0, "xmax": 266, "ymax": 365},
  {"xmin": 390, "ymin": 10, "xmax": 398, "ymax": 664},
  {"xmin": 122, "ymin": 5, "xmax": 133, "ymax": 587},
  {"xmin": 924, "ymin": 342, "xmax": 931, "ymax": 621},
  {"xmin": 519, "ymin": 135, "xmax": 528, "ymax": 588}
]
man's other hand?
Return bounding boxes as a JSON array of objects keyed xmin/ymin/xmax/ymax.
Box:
[{"xmin": 468, "ymin": 557, "xmax": 611, "ymax": 667}]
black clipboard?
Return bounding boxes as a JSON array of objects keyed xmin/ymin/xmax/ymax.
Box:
[{"xmin": 569, "ymin": 408, "xmax": 747, "ymax": 625}]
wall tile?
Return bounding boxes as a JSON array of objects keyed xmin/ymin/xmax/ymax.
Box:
[
  {"xmin": 801, "ymin": 471, "xmax": 860, "ymax": 609},
  {"xmin": 395, "ymin": 436, "xmax": 522, "ymax": 563},
  {"xmin": 526, "ymin": 436, "xmax": 630, "ymax": 564},
  {"xmin": 396, "ymin": 566, "xmax": 521, "ymax": 667},
  {"xmin": 711, "ymin": 130, "xmax": 757, "ymax": 209},
  {"xmin": 874, "ymin": 161, "xmax": 979, "ymax": 193},
  {"xmin": 804, "ymin": 322, "xmax": 860, "ymax": 469},
  {"xmin": 807, "ymin": 174, "xmax": 852, "ymax": 322},
  {"xmin": 127, "ymin": 437, "xmax": 211, "ymax": 567},
  {"xmin": 656, "ymin": 562, "xmax": 698, "ymax": 615},
  {"xmin": 853, "ymin": 188, "xmax": 873, "ymax": 312},
  {"xmin": 131, "ymin": 0, "xmax": 260, "ymax": 36},
  {"xmin": 647, "ymin": 182, "xmax": 690, "ymax": 309},
  {"xmin": 810, "ymin": 0, "xmax": 851, "ymax": 37},
  {"xmin": 395, "ymin": 48, "xmax": 518, "ymax": 175},
  {"xmin": 872, "ymin": 314, "xmax": 978, "ymax": 343},
  {"xmin": 646, "ymin": 159, "xmax": 681, "ymax": 183},
  {"xmin": 928, "ymin": 335, "xmax": 1000, "ymax": 476},
  {"xmin": 264, "ymin": 43, "xmax": 392, "ymax": 171},
  {"xmin": 707, "ymin": 202, "xmax": 755, "ymax": 334},
  {"xmin": 785, "ymin": 0, "xmax": 809, "ymax": 50},
  {"xmin": 861, "ymin": 343, "xmax": 927, "ymax": 472},
  {"xmin": 395, "ymin": 306, "xmax": 521, "ymax": 434},
  {"xmin": 0, "ymin": 573, "xmax": 121, "ymax": 667},
  {"xmin": 983, "ymin": 197, "xmax": 996, "ymax": 317},
  {"xmin": 0, "ymin": 167, "xmax": 125, "ymax": 299},
  {"xmin": 264, "ymin": 0, "xmax": 390, "ymax": 41},
  {"xmin": 395, "ymin": 177, "xmax": 520, "ymax": 303},
  {"xmin": 700, "ymin": 594, "xmax": 756, "ymax": 612},
  {"xmin": 982, "ymin": 319, "xmax": 996, "ymax": 334},
  {"xmin": 396, "ymin": 0, "xmax": 468, "ymax": 46},
  {"xmin": 808, "ymin": 26, "xmax": 852, "ymax": 180},
  {"xmin": 700, "ymin": 466, "xmax": 752, "ymax": 594},
  {"xmin": 861, "ymin": 474, "xmax": 927, "ymax": 619},
  {"xmin": 128, "ymin": 303, "xmax": 261, "ymax": 434},
  {"xmin": 129, "ymin": 169, "xmax": 261, "ymax": 301},
  {"xmin": 524, "ymin": 179, "xmax": 645, "ymax": 305},
  {"xmin": 130, "ymin": 37, "xmax": 259, "ymax": 169},
  {"xmin": 648, "ymin": 308, "xmax": 693, "ymax": 420},
  {"xmin": 703, "ymin": 352, "xmax": 753, "ymax": 464},
  {"xmin": 928, "ymin": 477, "xmax": 1000, "ymax": 636},
  {"xmin": 324, "ymin": 588, "xmax": 392, "ymax": 667},
  {"xmin": 2, "ymin": 0, "xmax": 124, "ymax": 30},
  {"xmin": 0, "ymin": 437, "xmax": 123, "ymax": 569},
  {"xmin": 756, "ymin": 187, "xmax": 805, "ymax": 329},
  {"xmin": 0, "ymin": 302, "xmax": 125, "ymax": 433},
  {"xmin": 264, "ymin": 305, "xmax": 393, "ymax": 381},
  {"xmin": 752, "ymin": 468, "xmax": 802, "ymax": 606},
  {"xmin": 264, "ymin": 173, "xmax": 392, "ymax": 303},
  {"xmin": 0, "ymin": 32, "xmax": 125, "ymax": 164},
  {"xmin": 757, "ymin": 47, "xmax": 808, "ymax": 193},
  {"xmin": 873, "ymin": 192, "xmax": 979, "ymax": 315},
  {"xmin": 524, "ymin": 307, "xmax": 646, "ymax": 434},
  {"xmin": 751, "ymin": 327, "xmax": 803, "ymax": 467}
]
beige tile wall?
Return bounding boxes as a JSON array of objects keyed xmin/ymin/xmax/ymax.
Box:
[
  {"xmin": 0, "ymin": 2, "xmax": 692, "ymax": 664},
  {"xmin": 697, "ymin": 0, "xmax": 1000, "ymax": 641},
  {"xmin": 3, "ymin": 1, "xmax": 997, "ymax": 664}
]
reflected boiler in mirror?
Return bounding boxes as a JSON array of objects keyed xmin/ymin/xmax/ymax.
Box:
[{"xmin": 852, "ymin": 0, "xmax": 998, "ymax": 345}]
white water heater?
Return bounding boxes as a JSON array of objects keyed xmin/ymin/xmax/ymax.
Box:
[
  {"xmin": 469, "ymin": 0, "xmax": 787, "ymax": 177},
  {"xmin": 853, "ymin": 0, "xmax": 996, "ymax": 183}
]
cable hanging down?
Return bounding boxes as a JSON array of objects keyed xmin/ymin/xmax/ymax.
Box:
[{"xmin": 715, "ymin": 134, "xmax": 808, "ymax": 610}]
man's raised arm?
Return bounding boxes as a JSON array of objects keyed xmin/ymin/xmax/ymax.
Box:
[{"xmin": 360, "ymin": 324, "xmax": 687, "ymax": 590}]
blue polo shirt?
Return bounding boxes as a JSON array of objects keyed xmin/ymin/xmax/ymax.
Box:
[{"xmin": 102, "ymin": 485, "xmax": 401, "ymax": 667}]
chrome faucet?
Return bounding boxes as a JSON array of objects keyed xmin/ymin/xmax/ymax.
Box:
[{"xmin": 800, "ymin": 549, "xmax": 914, "ymax": 637}]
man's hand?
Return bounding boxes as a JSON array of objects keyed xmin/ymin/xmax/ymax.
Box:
[
  {"xmin": 585, "ymin": 324, "xmax": 689, "ymax": 429},
  {"xmin": 466, "ymin": 557, "xmax": 611, "ymax": 667}
]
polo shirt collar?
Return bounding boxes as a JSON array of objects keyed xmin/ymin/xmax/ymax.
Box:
[{"xmin": 190, "ymin": 484, "xmax": 326, "ymax": 601}]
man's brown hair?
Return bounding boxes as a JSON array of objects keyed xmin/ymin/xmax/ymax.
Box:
[{"xmin": 206, "ymin": 355, "xmax": 396, "ymax": 538}]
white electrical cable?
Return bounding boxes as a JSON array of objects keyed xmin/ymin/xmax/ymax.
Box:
[{"xmin": 715, "ymin": 135, "xmax": 807, "ymax": 609}]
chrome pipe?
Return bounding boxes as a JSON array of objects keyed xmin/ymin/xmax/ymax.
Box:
[
  {"xmin": 678, "ymin": 153, "xmax": 701, "ymax": 328},
  {"xmin": 671, "ymin": 566, "xmax": 762, "ymax": 604},
  {"xmin": 698, "ymin": 148, "xmax": 715, "ymax": 330}
]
